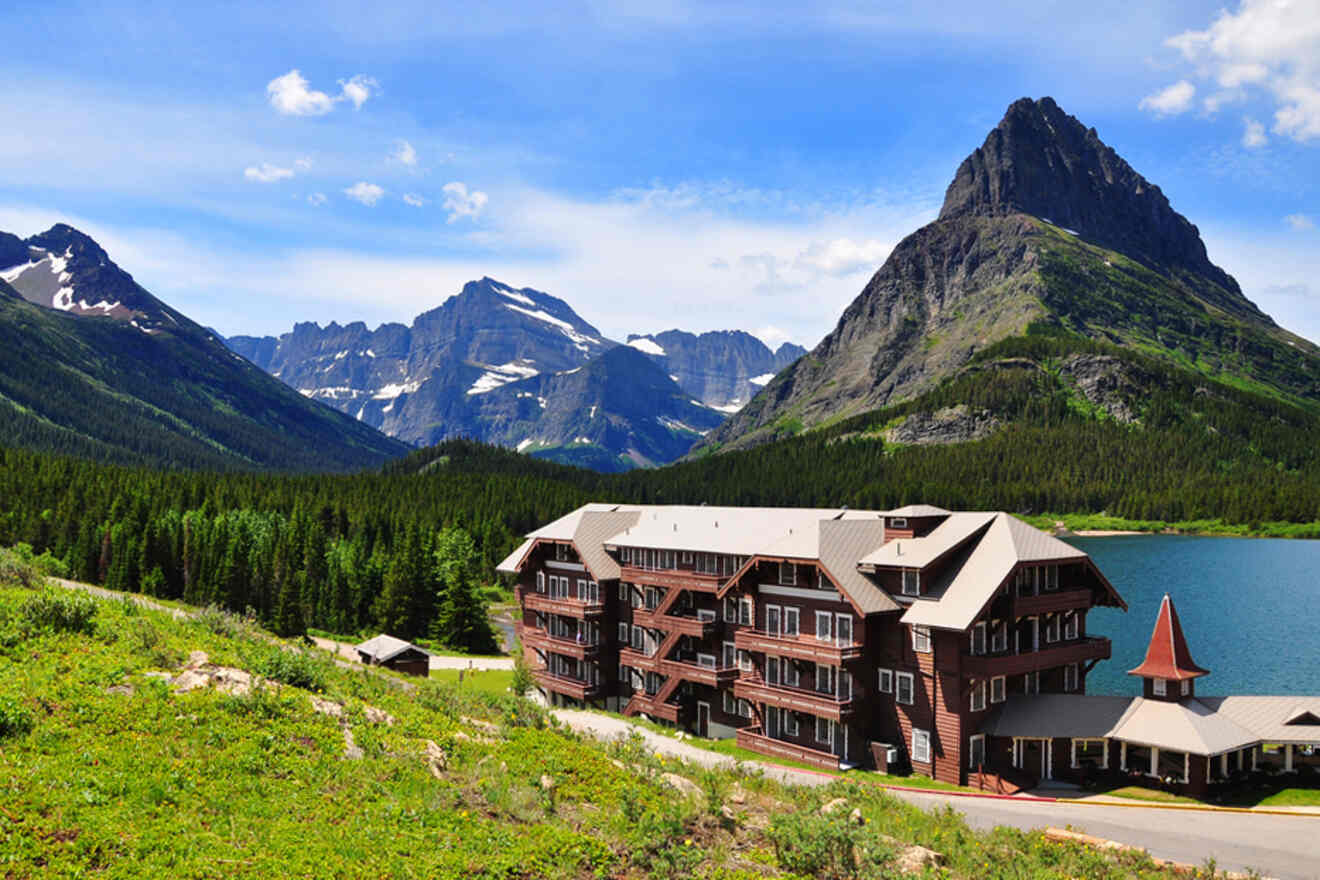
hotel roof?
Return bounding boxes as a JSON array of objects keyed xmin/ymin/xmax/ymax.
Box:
[{"xmin": 1128, "ymin": 594, "xmax": 1210, "ymax": 681}]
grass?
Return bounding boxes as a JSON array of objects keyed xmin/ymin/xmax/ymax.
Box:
[
  {"xmin": 1016, "ymin": 511, "xmax": 1320, "ymax": 540},
  {"xmin": 1097, "ymin": 785, "xmax": 1203, "ymax": 805},
  {"xmin": 1255, "ymin": 787, "xmax": 1320, "ymax": 807},
  {"xmin": 0, "ymin": 563, "xmax": 1234, "ymax": 878},
  {"xmin": 429, "ymin": 667, "xmax": 515, "ymax": 695}
]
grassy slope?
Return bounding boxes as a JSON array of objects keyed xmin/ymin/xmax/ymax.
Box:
[{"xmin": 0, "ymin": 575, "xmax": 1199, "ymax": 880}]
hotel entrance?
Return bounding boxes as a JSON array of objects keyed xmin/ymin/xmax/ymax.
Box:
[{"xmin": 1013, "ymin": 737, "xmax": 1052, "ymax": 780}]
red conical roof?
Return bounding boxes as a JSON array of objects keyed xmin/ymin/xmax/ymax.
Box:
[{"xmin": 1127, "ymin": 594, "xmax": 1209, "ymax": 681}]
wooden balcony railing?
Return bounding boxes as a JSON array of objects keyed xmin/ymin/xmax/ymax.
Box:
[
  {"xmin": 531, "ymin": 669, "xmax": 604, "ymax": 701},
  {"xmin": 620, "ymin": 566, "xmax": 724, "ymax": 593},
  {"xmin": 734, "ymin": 629, "xmax": 864, "ymax": 664},
  {"xmin": 736, "ymin": 727, "xmax": 840, "ymax": 770},
  {"xmin": 733, "ymin": 678, "xmax": 857, "ymax": 721},
  {"xmin": 962, "ymin": 637, "xmax": 1111, "ymax": 678},
  {"xmin": 1012, "ymin": 588, "xmax": 1093, "ymax": 619},
  {"xmin": 632, "ymin": 609, "xmax": 715, "ymax": 637},
  {"xmin": 658, "ymin": 657, "xmax": 739, "ymax": 687},
  {"xmin": 517, "ymin": 625, "xmax": 601, "ymax": 661},
  {"xmin": 618, "ymin": 647, "xmax": 660, "ymax": 672},
  {"xmin": 521, "ymin": 592, "xmax": 606, "ymax": 618},
  {"xmin": 624, "ymin": 692, "xmax": 681, "ymax": 722}
]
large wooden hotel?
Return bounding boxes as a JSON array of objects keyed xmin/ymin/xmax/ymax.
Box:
[{"xmin": 500, "ymin": 504, "xmax": 1320, "ymax": 792}]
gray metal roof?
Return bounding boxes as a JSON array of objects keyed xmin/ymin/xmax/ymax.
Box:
[
  {"xmin": 817, "ymin": 519, "xmax": 900, "ymax": 615},
  {"xmin": 1199, "ymin": 696, "xmax": 1320, "ymax": 744},
  {"xmin": 982, "ymin": 694, "xmax": 1136, "ymax": 739},
  {"xmin": 572, "ymin": 509, "xmax": 642, "ymax": 581},
  {"xmin": 1110, "ymin": 698, "xmax": 1260, "ymax": 755},
  {"xmin": 355, "ymin": 634, "xmax": 428, "ymax": 663}
]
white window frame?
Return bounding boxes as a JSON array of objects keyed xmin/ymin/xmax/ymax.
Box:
[
  {"xmin": 1044, "ymin": 614, "xmax": 1059, "ymax": 644},
  {"xmin": 816, "ymin": 716, "xmax": 833, "ymax": 748},
  {"xmin": 878, "ymin": 668, "xmax": 893, "ymax": 694},
  {"xmin": 815, "ymin": 611, "xmax": 832, "ymax": 643},
  {"xmin": 968, "ymin": 733, "xmax": 986, "ymax": 769},
  {"xmin": 737, "ymin": 649, "xmax": 752, "ymax": 673},
  {"xmin": 724, "ymin": 597, "xmax": 737, "ymax": 623},
  {"xmin": 783, "ymin": 709, "xmax": 799, "ymax": 736},
  {"xmin": 765, "ymin": 603, "xmax": 782, "ymax": 636},
  {"xmin": 783, "ymin": 658, "xmax": 800, "ymax": 688},
  {"xmin": 896, "ymin": 671, "xmax": 915, "ymax": 706},
  {"xmin": 779, "ymin": 561, "xmax": 797, "ymax": 585},
  {"xmin": 970, "ymin": 680, "xmax": 986, "ymax": 712},
  {"xmin": 1023, "ymin": 670, "xmax": 1038, "ymax": 695},
  {"xmin": 783, "ymin": 607, "xmax": 800, "ymax": 637},
  {"xmin": 738, "ymin": 596, "xmax": 753, "ymax": 626},
  {"xmin": 890, "ymin": 517, "xmax": 907, "ymax": 529},
  {"xmin": 1045, "ymin": 564, "xmax": 1059, "ymax": 591},
  {"xmin": 722, "ymin": 690, "xmax": 737, "ymax": 714},
  {"xmin": 912, "ymin": 728, "xmax": 930, "ymax": 764},
  {"xmin": 1063, "ymin": 612, "xmax": 1078, "ymax": 640},
  {"xmin": 1064, "ymin": 663, "xmax": 1078, "ymax": 691},
  {"xmin": 1181, "ymin": 679, "xmax": 1190, "ymax": 696},
  {"xmin": 682, "ymin": 551, "xmax": 693, "ymax": 565},
  {"xmin": 1153, "ymin": 678, "xmax": 1167, "ymax": 697},
  {"xmin": 722, "ymin": 641, "xmax": 736, "ymax": 669},
  {"xmin": 990, "ymin": 675, "xmax": 1006, "ymax": 704},
  {"xmin": 815, "ymin": 664, "xmax": 834, "ymax": 696},
  {"xmin": 902, "ymin": 569, "xmax": 919, "ymax": 597},
  {"xmin": 990, "ymin": 619, "xmax": 1007, "ymax": 653},
  {"xmin": 1071, "ymin": 738, "xmax": 1109, "ymax": 770},
  {"xmin": 766, "ymin": 656, "xmax": 780, "ymax": 685},
  {"xmin": 536, "ymin": 571, "xmax": 546, "ymax": 593},
  {"xmin": 835, "ymin": 614, "xmax": 853, "ymax": 647},
  {"xmin": 971, "ymin": 621, "xmax": 987, "ymax": 656},
  {"xmin": 912, "ymin": 625, "xmax": 931, "ymax": 654},
  {"xmin": 618, "ymin": 622, "xmax": 628, "ymax": 643},
  {"xmin": 618, "ymin": 582, "xmax": 628, "ymax": 601}
]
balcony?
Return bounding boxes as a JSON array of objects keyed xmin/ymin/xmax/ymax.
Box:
[
  {"xmin": 618, "ymin": 647, "xmax": 660, "ymax": 672},
  {"xmin": 532, "ymin": 669, "xmax": 605, "ymax": 702},
  {"xmin": 517, "ymin": 625, "xmax": 602, "ymax": 661},
  {"xmin": 736, "ymin": 727, "xmax": 840, "ymax": 770},
  {"xmin": 735, "ymin": 629, "xmax": 864, "ymax": 664},
  {"xmin": 632, "ymin": 608, "xmax": 716, "ymax": 637},
  {"xmin": 733, "ymin": 678, "xmax": 857, "ymax": 722},
  {"xmin": 521, "ymin": 591, "xmax": 606, "ymax": 618},
  {"xmin": 624, "ymin": 692, "xmax": 681, "ymax": 722},
  {"xmin": 620, "ymin": 566, "xmax": 724, "ymax": 593},
  {"xmin": 659, "ymin": 657, "xmax": 739, "ymax": 687},
  {"xmin": 962, "ymin": 636, "xmax": 1111, "ymax": 678},
  {"xmin": 1012, "ymin": 588, "xmax": 1093, "ymax": 619}
]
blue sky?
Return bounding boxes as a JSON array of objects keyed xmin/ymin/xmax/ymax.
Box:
[{"xmin": 1, "ymin": 0, "xmax": 1318, "ymax": 348}]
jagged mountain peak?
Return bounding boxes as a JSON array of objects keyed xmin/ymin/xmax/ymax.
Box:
[{"xmin": 938, "ymin": 96, "xmax": 1249, "ymax": 309}]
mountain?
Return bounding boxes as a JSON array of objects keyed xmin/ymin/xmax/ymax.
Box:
[
  {"xmin": 226, "ymin": 279, "xmax": 743, "ymax": 469},
  {"xmin": 624, "ymin": 330, "xmax": 806, "ymax": 411},
  {"xmin": 0, "ymin": 224, "xmax": 408, "ymax": 471},
  {"xmin": 702, "ymin": 96, "xmax": 1320, "ymax": 452}
]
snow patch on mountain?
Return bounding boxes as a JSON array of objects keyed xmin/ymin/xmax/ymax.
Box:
[
  {"xmin": 749, "ymin": 373, "xmax": 774, "ymax": 386},
  {"xmin": 627, "ymin": 337, "xmax": 665, "ymax": 356},
  {"xmin": 373, "ymin": 381, "xmax": 423, "ymax": 399},
  {"xmin": 490, "ymin": 280, "xmax": 537, "ymax": 307},
  {"xmin": 466, "ymin": 361, "xmax": 541, "ymax": 395},
  {"xmin": 503, "ymin": 303, "xmax": 603, "ymax": 353}
]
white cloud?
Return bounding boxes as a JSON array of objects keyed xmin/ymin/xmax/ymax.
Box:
[
  {"xmin": 243, "ymin": 162, "xmax": 296, "ymax": 183},
  {"xmin": 307, "ymin": 192, "xmax": 327, "ymax": 207},
  {"xmin": 339, "ymin": 75, "xmax": 378, "ymax": 110},
  {"xmin": 392, "ymin": 139, "xmax": 418, "ymax": 167},
  {"xmin": 1242, "ymin": 116, "xmax": 1268, "ymax": 148},
  {"xmin": 1285, "ymin": 213, "xmax": 1315, "ymax": 230},
  {"xmin": 794, "ymin": 237, "xmax": 889, "ymax": 276},
  {"xmin": 753, "ymin": 325, "xmax": 796, "ymax": 350},
  {"xmin": 441, "ymin": 181, "xmax": 488, "ymax": 222},
  {"xmin": 1163, "ymin": 0, "xmax": 1320, "ymax": 142},
  {"xmin": 294, "ymin": 157, "xmax": 314, "ymax": 171},
  {"xmin": 344, "ymin": 182, "xmax": 385, "ymax": 206},
  {"xmin": 403, "ymin": 193, "xmax": 426, "ymax": 207},
  {"xmin": 1139, "ymin": 80, "xmax": 1197, "ymax": 117},
  {"xmin": 266, "ymin": 70, "xmax": 377, "ymax": 116}
]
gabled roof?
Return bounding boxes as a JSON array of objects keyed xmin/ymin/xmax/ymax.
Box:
[
  {"xmin": 858, "ymin": 512, "xmax": 996, "ymax": 569},
  {"xmin": 1109, "ymin": 697, "xmax": 1258, "ymax": 755},
  {"xmin": 496, "ymin": 538, "xmax": 536, "ymax": 575},
  {"xmin": 1198, "ymin": 696, "xmax": 1320, "ymax": 743},
  {"xmin": 886, "ymin": 504, "xmax": 952, "ymax": 518},
  {"xmin": 816, "ymin": 519, "xmax": 900, "ymax": 615},
  {"xmin": 573, "ymin": 509, "xmax": 643, "ymax": 580},
  {"xmin": 899, "ymin": 513, "xmax": 1094, "ymax": 631},
  {"xmin": 355, "ymin": 634, "xmax": 428, "ymax": 663},
  {"xmin": 1128, "ymin": 594, "xmax": 1209, "ymax": 681},
  {"xmin": 606, "ymin": 505, "xmax": 849, "ymax": 557}
]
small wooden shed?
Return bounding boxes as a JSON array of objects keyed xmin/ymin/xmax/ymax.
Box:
[{"xmin": 355, "ymin": 634, "xmax": 431, "ymax": 677}]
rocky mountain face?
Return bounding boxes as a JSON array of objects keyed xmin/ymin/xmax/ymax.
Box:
[
  {"xmin": 701, "ymin": 96, "xmax": 1320, "ymax": 453},
  {"xmin": 625, "ymin": 330, "xmax": 806, "ymax": 411},
  {"xmin": 227, "ymin": 278, "xmax": 744, "ymax": 469},
  {"xmin": 0, "ymin": 225, "xmax": 408, "ymax": 471}
]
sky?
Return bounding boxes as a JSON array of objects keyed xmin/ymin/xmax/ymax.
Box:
[{"xmin": 1, "ymin": 0, "xmax": 1318, "ymax": 349}]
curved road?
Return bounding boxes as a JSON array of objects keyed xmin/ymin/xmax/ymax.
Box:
[{"xmin": 555, "ymin": 710, "xmax": 1318, "ymax": 880}]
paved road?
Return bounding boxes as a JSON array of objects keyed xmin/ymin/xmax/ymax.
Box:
[{"xmin": 555, "ymin": 710, "xmax": 1319, "ymax": 880}]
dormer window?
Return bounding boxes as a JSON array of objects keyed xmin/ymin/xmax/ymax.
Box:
[
  {"xmin": 902, "ymin": 570, "xmax": 919, "ymax": 597},
  {"xmin": 890, "ymin": 517, "xmax": 907, "ymax": 529},
  {"xmin": 555, "ymin": 543, "xmax": 572, "ymax": 561},
  {"xmin": 1153, "ymin": 678, "xmax": 1167, "ymax": 697},
  {"xmin": 779, "ymin": 562, "xmax": 797, "ymax": 586}
]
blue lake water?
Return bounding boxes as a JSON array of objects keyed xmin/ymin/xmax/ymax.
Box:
[{"xmin": 1068, "ymin": 535, "xmax": 1320, "ymax": 697}]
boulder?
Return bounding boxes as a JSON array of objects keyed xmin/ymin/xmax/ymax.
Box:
[
  {"xmin": 186, "ymin": 650, "xmax": 209, "ymax": 668},
  {"xmin": 342, "ymin": 727, "xmax": 364, "ymax": 760},
  {"xmin": 310, "ymin": 696, "xmax": 343, "ymax": 719},
  {"xmin": 660, "ymin": 772, "xmax": 702, "ymax": 799},
  {"xmin": 172, "ymin": 669, "xmax": 211, "ymax": 693},
  {"xmin": 820, "ymin": 797, "xmax": 849, "ymax": 815},
  {"xmin": 895, "ymin": 844, "xmax": 945, "ymax": 874},
  {"xmin": 364, "ymin": 705, "xmax": 395, "ymax": 726},
  {"xmin": 424, "ymin": 740, "xmax": 447, "ymax": 777}
]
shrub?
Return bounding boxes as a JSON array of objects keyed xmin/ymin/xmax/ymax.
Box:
[
  {"xmin": 194, "ymin": 604, "xmax": 251, "ymax": 640},
  {"xmin": 767, "ymin": 811, "xmax": 862, "ymax": 878},
  {"xmin": 0, "ymin": 549, "xmax": 43, "ymax": 590},
  {"xmin": 252, "ymin": 646, "xmax": 329, "ymax": 692},
  {"xmin": 0, "ymin": 696, "xmax": 33, "ymax": 739},
  {"xmin": 21, "ymin": 589, "xmax": 98, "ymax": 634},
  {"xmin": 509, "ymin": 643, "xmax": 535, "ymax": 698}
]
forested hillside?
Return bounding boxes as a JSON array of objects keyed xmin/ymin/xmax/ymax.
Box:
[{"xmin": 4, "ymin": 325, "xmax": 1320, "ymax": 650}]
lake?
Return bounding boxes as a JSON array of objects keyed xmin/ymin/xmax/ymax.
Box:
[{"xmin": 1069, "ymin": 535, "xmax": 1320, "ymax": 697}]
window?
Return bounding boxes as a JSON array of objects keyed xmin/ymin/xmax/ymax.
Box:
[
  {"xmin": 835, "ymin": 614, "xmax": 853, "ymax": 647},
  {"xmin": 555, "ymin": 543, "xmax": 571, "ymax": 561},
  {"xmin": 722, "ymin": 641, "xmax": 736, "ymax": 669},
  {"xmin": 902, "ymin": 570, "xmax": 919, "ymax": 596},
  {"xmin": 912, "ymin": 625, "xmax": 931, "ymax": 654},
  {"xmin": 783, "ymin": 709, "xmax": 799, "ymax": 736},
  {"xmin": 738, "ymin": 597, "xmax": 753, "ymax": 626},
  {"xmin": 990, "ymin": 620, "xmax": 1007, "ymax": 653},
  {"xmin": 1044, "ymin": 565, "xmax": 1059, "ymax": 591},
  {"xmin": 738, "ymin": 649, "xmax": 752, "ymax": 672},
  {"xmin": 697, "ymin": 608, "xmax": 716, "ymax": 622},
  {"xmin": 783, "ymin": 607, "xmax": 800, "ymax": 637},
  {"xmin": 682, "ymin": 551, "xmax": 693, "ymax": 565},
  {"xmin": 1063, "ymin": 612, "xmax": 1078, "ymax": 640},
  {"xmin": 968, "ymin": 733, "xmax": 986, "ymax": 769},
  {"xmin": 890, "ymin": 517, "xmax": 907, "ymax": 529},
  {"xmin": 645, "ymin": 586, "xmax": 659, "ymax": 610},
  {"xmin": 815, "ymin": 611, "xmax": 832, "ymax": 642},
  {"xmin": 1181, "ymin": 679, "xmax": 1190, "ymax": 696},
  {"xmin": 1064, "ymin": 663, "xmax": 1078, "ymax": 691},
  {"xmin": 970, "ymin": 622, "xmax": 987, "ymax": 656},
  {"xmin": 1044, "ymin": 615, "xmax": 1059, "ymax": 644},
  {"xmin": 896, "ymin": 672, "xmax": 914, "ymax": 705},
  {"xmin": 586, "ymin": 580, "xmax": 599, "ymax": 602},
  {"xmin": 724, "ymin": 598, "xmax": 737, "ymax": 623},
  {"xmin": 765, "ymin": 604, "xmax": 781, "ymax": 636},
  {"xmin": 990, "ymin": 675, "xmax": 1006, "ymax": 704},
  {"xmin": 621, "ymin": 547, "xmax": 632, "ymax": 564},
  {"xmin": 766, "ymin": 656, "xmax": 780, "ymax": 685},
  {"xmin": 779, "ymin": 561, "xmax": 797, "ymax": 585},
  {"xmin": 1023, "ymin": 671, "xmax": 1038, "ymax": 695},
  {"xmin": 816, "ymin": 664, "xmax": 834, "ymax": 696},
  {"xmin": 618, "ymin": 582, "xmax": 629, "ymax": 601},
  {"xmin": 630, "ymin": 625, "xmax": 644, "ymax": 652},
  {"xmin": 618, "ymin": 622, "xmax": 628, "ymax": 643},
  {"xmin": 536, "ymin": 571, "xmax": 546, "ymax": 593},
  {"xmin": 970, "ymin": 680, "xmax": 986, "ymax": 712},
  {"xmin": 1072, "ymin": 738, "xmax": 1107, "ymax": 769},
  {"xmin": 912, "ymin": 728, "xmax": 930, "ymax": 764},
  {"xmin": 722, "ymin": 690, "xmax": 738, "ymax": 714},
  {"xmin": 878, "ymin": 668, "xmax": 894, "ymax": 694},
  {"xmin": 738, "ymin": 699, "xmax": 751, "ymax": 719},
  {"xmin": 1015, "ymin": 567, "xmax": 1036, "ymax": 598},
  {"xmin": 816, "ymin": 716, "xmax": 833, "ymax": 748},
  {"xmin": 1153, "ymin": 678, "xmax": 1167, "ymax": 696},
  {"xmin": 577, "ymin": 578, "xmax": 587, "ymax": 600}
]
